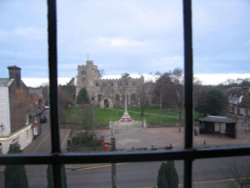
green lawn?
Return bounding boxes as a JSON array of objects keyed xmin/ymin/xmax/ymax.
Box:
[{"xmin": 63, "ymin": 106, "xmax": 179, "ymax": 128}]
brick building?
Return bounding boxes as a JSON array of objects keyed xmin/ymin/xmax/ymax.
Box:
[
  {"xmin": 227, "ymin": 87, "xmax": 250, "ymax": 130},
  {"xmin": 0, "ymin": 66, "xmax": 41, "ymax": 153}
]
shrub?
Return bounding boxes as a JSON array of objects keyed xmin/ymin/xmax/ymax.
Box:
[
  {"xmin": 71, "ymin": 131, "xmax": 104, "ymax": 151},
  {"xmin": 157, "ymin": 161, "xmax": 179, "ymax": 188}
]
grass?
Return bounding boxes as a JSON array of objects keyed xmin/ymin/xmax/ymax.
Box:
[
  {"xmin": 126, "ymin": 106, "xmax": 178, "ymax": 126},
  {"xmin": 63, "ymin": 106, "xmax": 179, "ymax": 128}
]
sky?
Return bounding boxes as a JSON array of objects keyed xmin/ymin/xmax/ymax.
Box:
[{"xmin": 0, "ymin": 0, "xmax": 250, "ymax": 87}]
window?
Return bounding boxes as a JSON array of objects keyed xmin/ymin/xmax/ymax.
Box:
[
  {"xmin": 25, "ymin": 114, "xmax": 29, "ymax": 125},
  {"xmin": 1, "ymin": 1, "xmax": 250, "ymax": 188},
  {"xmin": 11, "ymin": 137, "xmax": 19, "ymax": 145},
  {"xmin": 115, "ymin": 94, "xmax": 120, "ymax": 102},
  {"xmin": 98, "ymin": 94, "xmax": 102, "ymax": 102},
  {"xmin": 34, "ymin": 117, "xmax": 38, "ymax": 124},
  {"xmin": 131, "ymin": 93, "xmax": 136, "ymax": 101},
  {"xmin": 26, "ymin": 130, "xmax": 29, "ymax": 140}
]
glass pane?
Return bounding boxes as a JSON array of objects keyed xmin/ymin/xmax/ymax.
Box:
[
  {"xmin": 0, "ymin": 1, "xmax": 49, "ymax": 154},
  {"xmin": 66, "ymin": 161, "xmax": 183, "ymax": 188},
  {"xmin": 193, "ymin": 156, "xmax": 250, "ymax": 188},
  {"xmin": 193, "ymin": 1, "xmax": 250, "ymax": 147},
  {"xmin": 1, "ymin": 165, "xmax": 48, "ymax": 187},
  {"xmin": 0, "ymin": 165, "xmax": 3, "ymax": 187},
  {"xmin": 57, "ymin": 0, "xmax": 184, "ymax": 153}
]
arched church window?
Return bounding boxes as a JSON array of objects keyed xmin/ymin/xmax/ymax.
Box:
[
  {"xmin": 131, "ymin": 93, "xmax": 136, "ymax": 101},
  {"xmin": 115, "ymin": 94, "xmax": 120, "ymax": 102},
  {"xmin": 104, "ymin": 99, "xmax": 109, "ymax": 108},
  {"xmin": 98, "ymin": 94, "xmax": 102, "ymax": 102}
]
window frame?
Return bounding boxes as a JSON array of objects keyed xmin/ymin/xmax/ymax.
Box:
[{"xmin": 0, "ymin": 1, "xmax": 250, "ymax": 188}]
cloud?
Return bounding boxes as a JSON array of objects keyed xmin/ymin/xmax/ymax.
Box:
[
  {"xmin": 195, "ymin": 73, "xmax": 250, "ymax": 85},
  {"xmin": 22, "ymin": 73, "xmax": 250, "ymax": 88},
  {"xmin": 96, "ymin": 37, "xmax": 147, "ymax": 48},
  {"xmin": 0, "ymin": 1, "xmax": 250, "ymax": 80},
  {"xmin": 0, "ymin": 30, "xmax": 8, "ymax": 41},
  {"xmin": 22, "ymin": 77, "xmax": 72, "ymax": 87},
  {"xmin": 149, "ymin": 56, "xmax": 184, "ymax": 72},
  {"xmin": 110, "ymin": 38, "xmax": 144, "ymax": 47},
  {"xmin": 13, "ymin": 27, "xmax": 45, "ymax": 39}
]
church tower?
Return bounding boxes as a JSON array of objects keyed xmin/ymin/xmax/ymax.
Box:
[{"xmin": 76, "ymin": 60, "xmax": 100, "ymax": 98}]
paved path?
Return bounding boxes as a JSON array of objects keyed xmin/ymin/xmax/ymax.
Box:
[{"xmin": 95, "ymin": 126, "xmax": 250, "ymax": 150}]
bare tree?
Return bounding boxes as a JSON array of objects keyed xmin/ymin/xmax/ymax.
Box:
[
  {"xmin": 121, "ymin": 73, "xmax": 131, "ymax": 79},
  {"xmin": 225, "ymin": 157, "xmax": 250, "ymax": 188},
  {"xmin": 155, "ymin": 68, "xmax": 183, "ymax": 121}
]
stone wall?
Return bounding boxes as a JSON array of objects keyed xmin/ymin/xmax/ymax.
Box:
[{"xmin": 76, "ymin": 60, "xmax": 144, "ymax": 108}]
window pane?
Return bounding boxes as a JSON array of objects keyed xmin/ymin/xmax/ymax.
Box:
[
  {"xmin": 1, "ymin": 165, "xmax": 48, "ymax": 188},
  {"xmin": 0, "ymin": 165, "xmax": 3, "ymax": 187},
  {"xmin": 193, "ymin": 156, "xmax": 250, "ymax": 188},
  {"xmin": 66, "ymin": 161, "xmax": 183, "ymax": 188},
  {"xmin": 57, "ymin": 0, "xmax": 184, "ymax": 153},
  {"xmin": 0, "ymin": 1, "xmax": 49, "ymax": 154},
  {"xmin": 193, "ymin": 1, "xmax": 250, "ymax": 147}
]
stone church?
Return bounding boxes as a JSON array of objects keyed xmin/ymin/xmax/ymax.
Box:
[{"xmin": 76, "ymin": 60, "xmax": 144, "ymax": 108}]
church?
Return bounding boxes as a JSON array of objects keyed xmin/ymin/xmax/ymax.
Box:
[{"xmin": 76, "ymin": 60, "xmax": 144, "ymax": 108}]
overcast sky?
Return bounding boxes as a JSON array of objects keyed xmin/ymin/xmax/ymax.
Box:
[{"xmin": 0, "ymin": 0, "xmax": 250, "ymax": 86}]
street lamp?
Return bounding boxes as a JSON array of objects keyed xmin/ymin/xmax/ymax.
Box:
[{"xmin": 111, "ymin": 137, "xmax": 117, "ymax": 188}]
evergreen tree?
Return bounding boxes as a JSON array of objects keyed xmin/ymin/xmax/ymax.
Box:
[
  {"xmin": 47, "ymin": 165, "xmax": 67, "ymax": 188},
  {"xmin": 196, "ymin": 88, "xmax": 225, "ymax": 116},
  {"xmin": 157, "ymin": 161, "xmax": 179, "ymax": 188},
  {"xmin": 76, "ymin": 88, "xmax": 89, "ymax": 105},
  {"xmin": 4, "ymin": 144, "xmax": 29, "ymax": 188}
]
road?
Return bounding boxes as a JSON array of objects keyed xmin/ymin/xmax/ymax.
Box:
[
  {"xmin": 24, "ymin": 157, "xmax": 249, "ymax": 188},
  {"xmin": 63, "ymin": 157, "xmax": 249, "ymax": 188},
  {"xmin": 1, "ymin": 113, "xmax": 250, "ymax": 187}
]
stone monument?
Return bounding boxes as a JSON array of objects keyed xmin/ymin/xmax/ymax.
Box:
[{"xmin": 110, "ymin": 94, "xmax": 144, "ymax": 135}]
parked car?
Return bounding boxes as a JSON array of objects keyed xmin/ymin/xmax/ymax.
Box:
[{"xmin": 40, "ymin": 116, "xmax": 47, "ymax": 123}]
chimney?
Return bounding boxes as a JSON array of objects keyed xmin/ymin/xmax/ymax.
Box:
[{"xmin": 8, "ymin": 66, "xmax": 21, "ymax": 87}]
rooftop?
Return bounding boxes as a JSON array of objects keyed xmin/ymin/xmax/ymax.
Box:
[{"xmin": 199, "ymin": 116, "xmax": 236, "ymax": 123}]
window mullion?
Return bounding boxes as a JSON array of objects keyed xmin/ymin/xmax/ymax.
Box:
[
  {"xmin": 183, "ymin": 0, "xmax": 194, "ymax": 188},
  {"xmin": 47, "ymin": 0, "xmax": 61, "ymax": 155},
  {"xmin": 47, "ymin": 0, "xmax": 62, "ymax": 187}
]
